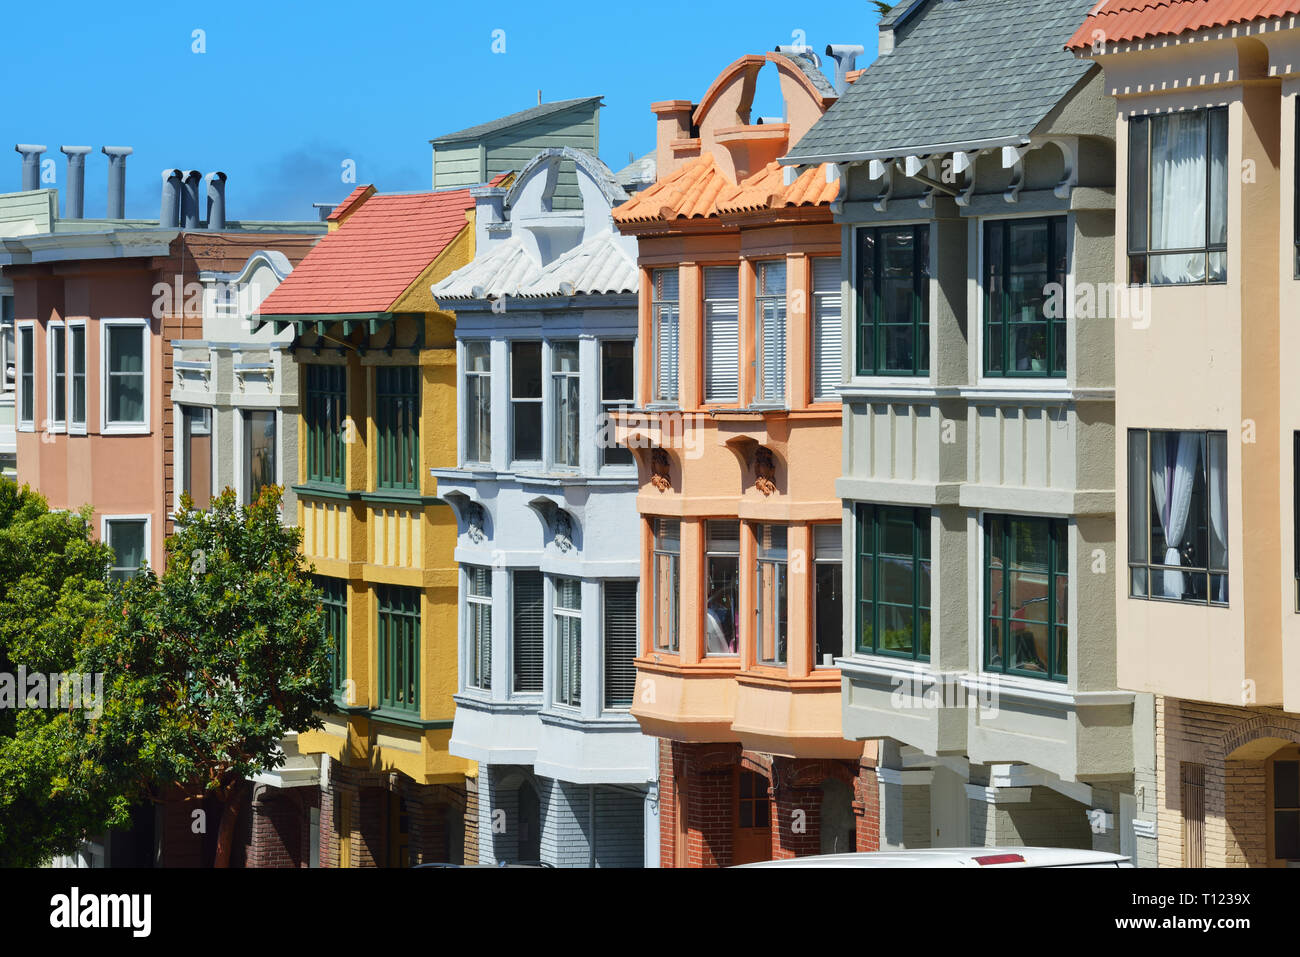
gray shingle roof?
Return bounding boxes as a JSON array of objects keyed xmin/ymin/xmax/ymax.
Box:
[
  {"xmin": 785, "ymin": 50, "xmax": 838, "ymax": 98},
  {"xmin": 431, "ymin": 97, "xmax": 603, "ymax": 145},
  {"xmin": 783, "ymin": 0, "xmax": 1095, "ymax": 164}
]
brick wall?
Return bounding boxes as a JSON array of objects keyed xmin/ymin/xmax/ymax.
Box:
[
  {"xmin": 854, "ymin": 758, "xmax": 880, "ymax": 852},
  {"xmin": 246, "ymin": 785, "xmax": 305, "ymax": 868}
]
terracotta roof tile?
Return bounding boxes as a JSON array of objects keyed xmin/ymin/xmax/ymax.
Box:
[{"xmin": 1066, "ymin": 0, "xmax": 1300, "ymax": 50}]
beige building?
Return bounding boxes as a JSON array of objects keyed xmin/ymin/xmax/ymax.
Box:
[{"xmin": 1070, "ymin": 0, "xmax": 1300, "ymax": 866}]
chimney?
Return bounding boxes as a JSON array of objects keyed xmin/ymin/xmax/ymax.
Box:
[
  {"xmin": 774, "ymin": 43, "xmax": 819, "ymax": 66},
  {"xmin": 205, "ymin": 171, "xmax": 227, "ymax": 229},
  {"xmin": 14, "ymin": 144, "xmax": 47, "ymax": 192},
  {"xmin": 160, "ymin": 169, "xmax": 183, "ymax": 227},
  {"xmin": 102, "ymin": 146, "xmax": 133, "ymax": 218},
  {"xmin": 181, "ymin": 170, "xmax": 202, "ymax": 228},
  {"xmin": 825, "ymin": 44, "xmax": 866, "ymax": 94},
  {"xmin": 470, "ymin": 184, "xmax": 509, "ymax": 251},
  {"xmin": 60, "ymin": 146, "xmax": 92, "ymax": 218},
  {"xmin": 651, "ymin": 100, "xmax": 696, "ymax": 180}
]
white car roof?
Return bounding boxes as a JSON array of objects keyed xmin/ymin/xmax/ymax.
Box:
[{"xmin": 734, "ymin": 847, "xmax": 1132, "ymax": 868}]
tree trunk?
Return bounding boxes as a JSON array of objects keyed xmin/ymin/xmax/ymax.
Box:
[{"xmin": 212, "ymin": 781, "xmax": 242, "ymax": 868}]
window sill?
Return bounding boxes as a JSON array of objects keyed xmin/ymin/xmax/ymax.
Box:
[
  {"xmin": 358, "ymin": 489, "xmax": 440, "ymax": 506},
  {"xmin": 366, "ymin": 708, "xmax": 453, "ymax": 730},
  {"xmin": 100, "ymin": 423, "xmax": 150, "ymax": 436},
  {"xmin": 292, "ymin": 482, "xmax": 356, "ymax": 502}
]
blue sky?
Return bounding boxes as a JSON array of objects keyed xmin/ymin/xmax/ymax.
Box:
[{"xmin": 1, "ymin": 1, "xmax": 880, "ymax": 221}]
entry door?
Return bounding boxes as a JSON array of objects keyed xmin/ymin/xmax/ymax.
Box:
[
  {"xmin": 1269, "ymin": 747, "xmax": 1300, "ymax": 867},
  {"xmin": 733, "ymin": 770, "xmax": 772, "ymax": 865}
]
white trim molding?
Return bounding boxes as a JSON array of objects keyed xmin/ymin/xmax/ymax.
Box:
[{"xmin": 99, "ymin": 318, "xmax": 150, "ymax": 435}]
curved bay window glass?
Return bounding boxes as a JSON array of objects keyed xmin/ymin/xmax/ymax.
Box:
[
  {"xmin": 984, "ymin": 216, "xmax": 1068, "ymax": 377},
  {"xmin": 1128, "ymin": 107, "xmax": 1228, "ymax": 285},
  {"xmin": 705, "ymin": 520, "xmax": 739, "ymax": 656},
  {"xmin": 856, "ymin": 505, "xmax": 930, "ymax": 660},
  {"xmin": 1128, "ymin": 429, "xmax": 1229, "ymax": 605},
  {"xmin": 985, "ymin": 516, "xmax": 1068, "ymax": 682},
  {"xmin": 856, "ymin": 225, "xmax": 929, "ymax": 376}
]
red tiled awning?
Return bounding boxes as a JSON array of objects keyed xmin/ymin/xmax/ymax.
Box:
[{"xmin": 1066, "ymin": 0, "xmax": 1300, "ymax": 51}]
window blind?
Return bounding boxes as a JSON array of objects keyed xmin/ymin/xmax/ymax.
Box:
[
  {"xmin": 813, "ymin": 522, "xmax": 842, "ymax": 561},
  {"xmin": 512, "ymin": 570, "xmax": 544, "ymax": 693},
  {"xmin": 704, "ymin": 267, "xmax": 739, "ymax": 401},
  {"xmin": 653, "ymin": 269, "xmax": 680, "ymax": 403},
  {"xmin": 756, "ymin": 261, "xmax": 787, "ymax": 403},
  {"xmin": 603, "ymin": 580, "xmax": 638, "ymax": 709},
  {"xmin": 812, "ymin": 257, "xmax": 843, "ymax": 400}
]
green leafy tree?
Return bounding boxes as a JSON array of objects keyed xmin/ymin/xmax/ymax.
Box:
[
  {"xmin": 0, "ymin": 479, "xmax": 130, "ymax": 867},
  {"xmin": 78, "ymin": 486, "xmax": 331, "ymax": 867},
  {"xmin": 871, "ymin": 0, "xmax": 893, "ymax": 16}
]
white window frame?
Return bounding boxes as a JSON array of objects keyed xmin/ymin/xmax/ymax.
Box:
[
  {"xmin": 16, "ymin": 320, "xmax": 35, "ymax": 430},
  {"xmin": 509, "ymin": 339, "xmax": 543, "ymax": 465},
  {"xmin": 811, "ymin": 256, "xmax": 844, "ymax": 403},
  {"xmin": 464, "ymin": 565, "xmax": 493, "ymax": 693},
  {"xmin": 461, "ymin": 340, "xmax": 492, "ymax": 467},
  {"xmin": 598, "ymin": 338, "xmax": 636, "ymax": 472},
  {"xmin": 754, "ymin": 258, "xmax": 789, "ymax": 407},
  {"xmin": 99, "ymin": 318, "xmax": 150, "ymax": 435},
  {"xmin": 46, "ymin": 319, "xmax": 66, "ymax": 433},
  {"xmin": 236, "ymin": 406, "xmax": 281, "ymax": 506},
  {"xmin": 101, "ymin": 514, "xmax": 152, "ymax": 581},
  {"xmin": 67, "ymin": 319, "xmax": 87, "ymax": 434},
  {"xmin": 549, "ymin": 339, "xmax": 581, "ymax": 471},
  {"xmin": 174, "ymin": 402, "xmax": 214, "ymax": 513},
  {"xmin": 552, "ymin": 576, "xmax": 582, "ymax": 710},
  {"xmin": 600, "ymin": 580, "xmax": 639, "ymax": 712}
]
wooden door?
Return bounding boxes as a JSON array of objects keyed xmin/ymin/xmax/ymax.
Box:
[{"xmin": 733, "ymin": 770, "xmax": 772, "ymax": 865}]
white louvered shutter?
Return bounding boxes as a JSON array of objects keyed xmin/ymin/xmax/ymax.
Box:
[
  {"xmin": 704, "ymin": 267, "xmax": 740, "ymax": 401},
  {"xmin": 812, "ymin": 257, "xmax": 843, "ymax": 400},
  {"xmin": 653, "ymin": 269, "xmax": 679, "ymax": 402},
  {"xmin": 757, "ymin": 260, "xmax": 787, "ymax": 403},
  {"xmin": 512, "ymin": 570, "xmax": 544, "ymax": 693},
  {"xmin": 603, "ymin": 580, "xmax": 638, "ymax": 709}
]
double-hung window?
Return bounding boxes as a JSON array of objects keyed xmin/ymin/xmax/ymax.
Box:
[
  {"xmin": 985, "ymin": 515, "xmax": 1068, "ymax": 682},
  {"xmin": 984, "ymin": 216, "xmax": 1068, "ymax": 377},
  {"xmin": 704, "ymin": 266, "xmax": 739, "ymax": 402},
  {"xmin": 17, "ymin": 324, "xmax": 33, "ymax": 428},
  {"xmin": 181, "ymin": 406, "xmax": 212, "ymax": 507},
  {"xmin": 512, "ymin": 569, "xmax": 544, "ymax": 693},
  {"xmin": 105, "ymin": 517, "xmax": 148, "ymax": 582},
  {"xmin": 0, "ymin": 296, "xmax": 13, "ymax": 399},
  {"xmin": 375, "ymin": 366, "xmax": 419, "ymax": 490},
  {"xmin": 857, "ymin": 225, "xmax": 929, "ymax": 376},
  {"xmin": 812, "ymin": 257, "xmax": 843, "ymax": 400},
  {"xmin": 554, "ymin": 577, "xmax": 582, "ymax": 708},
  {"xmin": 755, "ymin": 260, "xmax": 787, "ymax": 404},
  {"xmin": 1128, "ymin": 429, "xmax": 1228, "ymax": 605},
  {"xmin": 464, "ymin": 342, "xmax": 491, "ymax": 465},
  {"xmin": 466, "ymin": 566, "xmax": 492, "ymax": 691},
  {"xmin": 551, "ymin": 341, "xmax": 580, "ymax": 469},
  {"xmin": 653, "ymin": 518, "xmax": 680, "ymax": 652},
  {"xmin": 315, "ymin": 576, "xmax": 349, "ymax": 702},
  {"xmin": 814, "ymin": 524, "xmax": 843, "ymax": 668},
  {"xmin": 377, "ymin": 584, "xmax": 420, "ymax": 713},
  {"xmin": 103, "ymin": 320, "xmax": 147, "ymax": 431},
  {"xmin": 603, "ymin": 580, "xmax": 637, "ymax": 709},
  {"xmin": 1128, "ymin": 107, "xmax": 1228, "ymax": 285},
  {"xmin": 856, "ymin": 505, "xmax": 931, "ymax": 659},
  {"xmin": 47, "ymin": 322, "xmax": 66, "ymax": 430},
  {"xmin": 705, "ymin": 520, "xmax": 739, "ymax": 656},
  {"xmin": 511, "ymin": 342, "xmax": 542, "ymax": 462},
  {"xmin": 304, "ymin": 364, "xmax": 346, "ymax": 486},
  {"xmin": 651, "ymin": 269, "xmax": 679, "ymax": 404},
  {"xmin": 243, "ymin": 410, "xmax": 276, "ymax": 504},
  {"xmin": 69, "ymin": 322, "xmax": 86, "ymax": 430},
  {"xmin": 600, "ymin": 340, "xmax": 634, "ymax": 468},
  {"xmin": 755, "ymin": 524, "xmax": 788, "ymax": 666}
]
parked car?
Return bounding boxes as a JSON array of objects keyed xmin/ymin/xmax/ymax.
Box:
[{"xmin": 733, "ymin": 847, "xmax": 1133, "ymax": 868}]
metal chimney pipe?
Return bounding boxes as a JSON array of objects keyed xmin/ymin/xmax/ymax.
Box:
[
  {"xmin": 102, "ymin": 146, "xmax": 133, "ymax": 218},
  {"xmin": 181, "ymin": 170, "xmax": 202, "ymax": 228},
  {"xmin": 205, "ymin": 171, "xmax": 227, "ymax": 230},
  {"xmin": 14, "ymin": 144, "xmax": 47, "ymax": 192},
  {"xmin": 160, "ymin": 169, "xmax": 183, "ymax": 227},
  {"xmin": 825, "ymin": 44, "xmax": 865, "ymax": 95},
  {"xmin": 60, "ymin": 146, "xmax": 92, "ymax": 218}
]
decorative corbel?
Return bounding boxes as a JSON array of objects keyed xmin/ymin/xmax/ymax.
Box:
[
  {"xmin": 1002, "ymin": 144, "xmax": 1028, "ymax": 204},
  {"xmin": 952, "ymin": 150, "xmax": 979, "ymax": 207},
  {"xmin": 870, "ymin": 158, "xmax": 895, "ymax": 213},
  {"xmin": 827, "ymin": 163, "xmax": 849, "ymax": 216},
  {"xmin": 1045, "ymin": 136, "xmax": 1079, "ymax": 200}
]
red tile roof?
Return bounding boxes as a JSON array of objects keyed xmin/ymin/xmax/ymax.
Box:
[
  {"xmin": 1066, "ymin": 0, "xmax": 1300, "ymax": 50},
  {"xmin": 260, "ymin": 177, "xmax": 506, "ymax": 317},
  {"xmin": 612, "ymin": 154, "xmax": 837, "ymax": 225}
]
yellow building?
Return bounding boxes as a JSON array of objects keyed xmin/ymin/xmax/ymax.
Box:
[{"xmin": 258, "ymin": 178, "xmax": 506, "ymax": 866}]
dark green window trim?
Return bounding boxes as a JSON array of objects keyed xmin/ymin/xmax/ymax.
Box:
[
  {"xmin": 304, "ymin": 364, "xmax": 347, "ymax": 486},
  {"xmin": 983, "ymin": 216, "xmax": 1068, "ymax": 378},
  {"xmin": 315, "ymin": 576, "xmax": 349, "ymax": 703},
  {"xmin": 984, "ymin": 515, "xmax": 1068, "ymax": 682},
  {"xmin": 855, "ymin": 224, "xmax": 929, "ymax": 377},
  {"xmin": 375, "ymin": 365, "xmax": 420, "ymax": 491},
  {"xmin": 855, "ymin": 504, "xmax": 931, "ymax": 660},
  {"xmin": 377, "ymin": 584, "xmax": 421, "ymax": 713}
]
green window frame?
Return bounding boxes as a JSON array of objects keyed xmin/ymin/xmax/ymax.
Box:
[
  {"xmin": 855, "ymin": 505, "xmax": 931, "ymax": 660},
  {"xmin": 377, "ymin": 584, "xmax": 421, "ymax": 713},
  {"xmin": 856, "ymin": 224, "xmax": 929, "ymax": 377},
  {"xmin": 316, "ymin": 576, "xmax": 349, "ymax": 702},
  {"xmin": 984, "ymin": 515, "xmax": 1068, "ymax": 682},
  {"xmin": 983, "ymin": 216, "xmax": 1068, "ymax": 378},
  {"xmin": 375, "ymin": 365, "xmax": 420, "ymax": 491},
  {"xmin": 304, "ymin": 364, "xmax": 346, "ymax": 486}
]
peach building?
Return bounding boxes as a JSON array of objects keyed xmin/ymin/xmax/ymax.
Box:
[
  {"xmin": 612, "ymin": 49, "xmax": 875, "ymax": 866},
  {"xmin": 1070, "ymin": 0, "xmax": 1300, "ymax": 867}
]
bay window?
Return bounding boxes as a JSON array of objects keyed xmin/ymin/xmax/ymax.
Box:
[
  {"xmin": 1128, "ymin": 429, "xmax": 1229, "ymax": 605},
  {"xmin": 651, "ymin": 268, "xmax": 679, "ymax": 404},
  {"xmin": 315, "ymin": 576, "xmax": 348, "ymax": 701},
  {"xmin": 755, "ymin": 524, "xmax": 788, "ymax": 666},
  {"xmin": 464, "ymin": 342, "xmax": 491, "ymax": 465},
  {"xmin": 814, "ymin": 524, "xmax": 843, "ymax": 668},
  {"xmin": 653, "ymin": 518, "xmax": 680, "ymax": 652},
  {"xmin": 17, "ymin": 324, "xmax": 32, "ymax": 427},
  {"xmin": 511, "ymin": 341, "xmax": 542, "ymax": 461},
  {"xmin": 984, "ymin": 216, "xmax": 1068, "ymax": 377},
  {"xmin": 304, "ymin": 364, "xmax": 346, "ymax": 486},
  {"xmin": 985, "ymin": 515, "xmax": 1068, "ymax": 682},
  {"xmin": 603, "ymin": 580, "xmax": 637, "ymax": 709},
  {"xmin": 375, "ymin": 366, "xmax": 419, "ymax": 490},
  {"xmin": 551, "ymin": 341, "xmax": 580, "ymax": 468},
  {"xmin": 755, "ymin": 260, "xmax": 787, "ymax": 404},
  {"xmin": 704, "ymin": 266, "xmax": 739, "ymax": 401},
  {"xmin": 47, "ymin": 323, "xmax": 65, "ymax": 429},
  {"xmin": 182, "ymin": 406, "xmax": 212, "ymax": 507},
  {"xmin": 705, "ymin": 520, "xmax": 739, "ymax": 656},
  {"xmin": 377, "ymin": 584, "xmax": 420, "ymax": 713},
  {"xmin": 103, "ymin": 320, "xmax": 147, "ymax": 430},
  {"xmin": 857, "ymin": 225, "xmax": 929, "ymax": 376},
  {"xmin": 554, "ymin": 577, "xmax": 582, "ymax": 708},
  {"xmin": 466, "ymin": 565, "xmax": 492, "ymax": 691},
  {"xmin": 1128, "ymin": 107, "xmax": 1228, "ymax": 285},
  {"xmin": 812, "ymin": 257, "xmax": 843, "ymax": 400},
  {"xmin": 512, "ymin": 569, "xmax": 544, "ymax": 693},
  {"xmin": 600, "ymin": 340, "xmax": 634, "ymax": 467},
  {"xmin": 69, "ymin": 323, "xmax": 86, "ymax": 430},
  {"xmin": 856, "ymin": 505, "xmax": 931, "ymax": 660},
  {"xmin": 242, "ymin": 410, "xmax": 277, "ymax": 504}
]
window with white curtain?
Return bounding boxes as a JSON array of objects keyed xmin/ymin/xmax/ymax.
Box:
[
  {"xmin": 755, "ymin": 260, "xmax": 788, "ymax": 404},
  {"xmin": 1128, "ymin": 429, "xmax": 1229, "ymax": 605},
  {"xmin": 812, "ymin": 258, "xmax": 842, "ymax": 401},
  {"xmin": 554, "ymin": 577, "xmax": 582, "ymax": 707},
  {"xmin": 1128, "ymin": 107, "xmax": 1228, "ymax": 285},
  {"xmin": 464, "ymin": 342, "xmax": 491, "ymax": 465},
  {"xmin": 704, "ymin": 266, "xmax": 739, "ymax": 401},
  {"xmin": 551, "ymin": 341, "xmax": 580, "ymax": 468},
  {"xmin": 466, "ymin": 566, "xmax": 492, "ymax": 691},
  {"xmin": 651, "ymin": 269, "xmax": 679, "ymax": 404}
]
